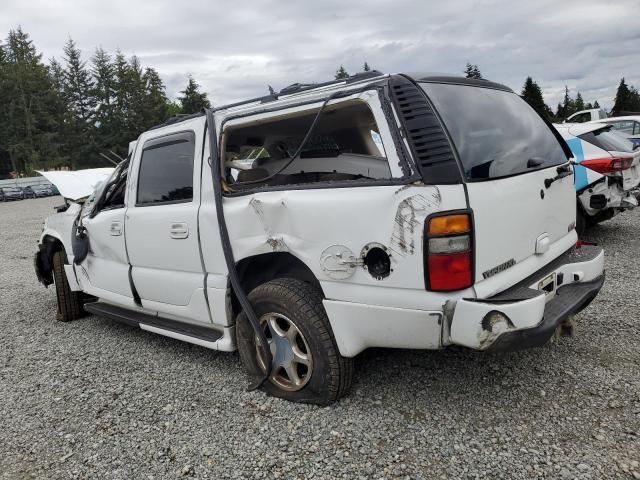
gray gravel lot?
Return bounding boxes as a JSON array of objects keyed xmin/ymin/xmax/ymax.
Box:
[{"xmin": 1, "ymin": 196, "xmax": 639, "ymax": 479}]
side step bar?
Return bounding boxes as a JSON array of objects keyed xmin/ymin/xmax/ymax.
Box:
[{"xmin": 84, "ymin": 302, "xmax": 223, "ymax": 343}]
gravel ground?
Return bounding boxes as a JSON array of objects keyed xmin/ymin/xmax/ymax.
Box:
[{"xmin": 1, "ymin": 196, "xmax": 639, "ymax": 480}]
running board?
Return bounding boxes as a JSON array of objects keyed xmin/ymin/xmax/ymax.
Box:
[{"xmin": 84, "ymin": 302, "xmax": 223, "ymax": 343}]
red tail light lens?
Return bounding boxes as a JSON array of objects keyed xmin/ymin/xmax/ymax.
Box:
[
  {"xmin": 428, "ymin": 252, "xmax": 473, "ymax": 291},
  {"xmin": 425, "ymin": 212, "xmax": 474, "ymax": 291},
  {"xmin": 580, "ymin": 156, "xmax": 633, "ymax": 174}
]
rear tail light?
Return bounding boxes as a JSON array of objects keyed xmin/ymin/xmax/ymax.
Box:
[
  {"xmin": 580, "ymin": 155, "xmax": 633, "ymax": 174},
  {"xmin": 425, "ymin": 212, "xmax": 473, "ymax": 291}
]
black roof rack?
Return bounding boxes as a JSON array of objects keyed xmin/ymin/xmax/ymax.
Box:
[
  {"xmin": 148, "ymin": 111, "xmax": 205, "ymax": 131},
  {"xmin": 212, "ymin": 70, "xmax": 385, "ymax": 112},
  {"xmin": 149, "ymin": 70, "xmax": 386, "ymax": 128}
]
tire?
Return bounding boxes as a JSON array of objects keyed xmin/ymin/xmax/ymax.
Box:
[
  {"xmin": 52, "ymin": 250, "xmax": 85, "ymax": 322},
  {"xmin": 236, "ymin": 278, "xmax": 353, "ymax": 405},
  {"xmin": 576, "ymin": 204, "xmax": 589, "ymax": 237}
]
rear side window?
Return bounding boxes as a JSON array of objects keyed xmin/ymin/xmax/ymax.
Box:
[
  {"xmin": 570, "ymin": 112, "xmax": 590, "ymax": 123},
  {"xmin": 137, "ymin": 132, "xmax": 195, "ymax": 206},
  {"xmin": 579, "ymin": 127, "xmax": 635, "ymax": 153},
  {"xmin": 421, "ymin": 83, "xmax": 568, "ymax": 181}
]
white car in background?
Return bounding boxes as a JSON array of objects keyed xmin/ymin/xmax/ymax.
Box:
[
  {"xmin": 591, "ymin": 115, "xmax": 640, "ymax": 149},
  {"xmin": 564, "ymin": 108, "xmax": 608, "ymax": 124},
  {"xmin": 555, "ymin": 123, "xmax": 640, "ymax": 233}
]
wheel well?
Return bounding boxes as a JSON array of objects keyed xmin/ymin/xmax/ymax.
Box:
[
  {"xmin": 229, "ymin": 252, "xmax": 322, "ymax": 321},
  {"xmin": 36, "ymin": 236, "xmax": 65, "ymax": 286}
]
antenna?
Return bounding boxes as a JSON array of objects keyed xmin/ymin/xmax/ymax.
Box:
[{"xmin": 99, "ymin": 153, "xmax": 118, "ymax": 166}]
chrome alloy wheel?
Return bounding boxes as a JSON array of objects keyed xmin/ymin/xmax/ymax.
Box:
[{"xmin": 255, "ymin": 312, "xmax": 313, "ymax": 391}]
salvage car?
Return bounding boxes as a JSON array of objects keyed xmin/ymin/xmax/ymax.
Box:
[
  {"xmin": 555, "ymin": 123, "xmax": 640, "ymax": 233},
  {"xmin": 0, "ymin": 186, "xmax": 24, "ymax": 201},
  {"xmin": 591, "ymin": 115, "xmax": 640, "ymax": 149},
  {"xmin": 23, "ymin": 185, "xmax": 53, "ymax": 198},
  {"xmin": 34, "ymin": 72, "xmax": 605, "ymax": 405}
]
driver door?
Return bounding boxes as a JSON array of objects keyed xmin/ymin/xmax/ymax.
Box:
[{"xmin": 76, "ymin": 163, "xmax": 133, "ymax": 305}]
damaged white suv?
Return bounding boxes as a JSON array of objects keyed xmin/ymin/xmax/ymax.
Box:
[{"xmin": 35, "ymin": 72, "xmax": 605, "ymax": 405}]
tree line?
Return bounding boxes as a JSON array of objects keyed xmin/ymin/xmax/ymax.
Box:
[
  {"xmin": 1, "ymin": 26, "xmax": 639, "ymax": 178},
  {"xmin": 463, "ymin": 62, "xmax": 640, "ymax": 122},
  {"xmin": 0, "ymin": 27, "xmax": 211, "ymax": 177}
]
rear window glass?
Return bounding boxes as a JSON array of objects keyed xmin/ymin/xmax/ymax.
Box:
[
  {"xmin": 579, "ymin": 127, "xmax": 635, "ymax": 153},
  {"xmin": 420, "ymin": 83, "xmax": 568, "ymax": 181}
]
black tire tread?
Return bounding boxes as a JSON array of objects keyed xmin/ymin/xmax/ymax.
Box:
[
  {"xmin": 238, "ymin": 278, "xmax": 353, "ymax": 405},
  {"xmin": 52, "ymin": 250, "xmax": 84, "ymax": 322}
]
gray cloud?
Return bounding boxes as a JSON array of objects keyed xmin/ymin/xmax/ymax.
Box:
[{"xmin": 2, "ymin": 0, "xmax": 638, "ymax": 110}]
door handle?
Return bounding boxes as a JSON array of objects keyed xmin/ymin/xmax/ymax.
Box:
[
  {"xmin": 170, "ymin": 222, "xmax": 189, "ymax": 239},
  {"xmin": 110, "ymin": 221, "xmax": 122, "ymax": 236}
]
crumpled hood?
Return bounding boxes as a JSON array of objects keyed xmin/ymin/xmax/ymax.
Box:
[{"xmin": 36, "ymin": 168, "xmax": 114, "ymax": 201}]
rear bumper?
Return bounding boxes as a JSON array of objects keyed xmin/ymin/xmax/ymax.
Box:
[{"xmin": 449, "ymin": 245, "xmax": 605, "ymax": 351}]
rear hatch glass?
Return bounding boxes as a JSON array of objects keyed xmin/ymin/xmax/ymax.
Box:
[
  {"xmin": 419, "ymin": 82, "xmax": 576, "ymax": 297},
  {"xmin": 420, "ymin": 83, "xmax": 568, "ymax": 181},
  {"xmin": 578, "ymin": 127, "xmax": 636, "ymax": 153}
]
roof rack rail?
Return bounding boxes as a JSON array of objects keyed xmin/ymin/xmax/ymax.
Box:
[
  {"xmin": 212, "ymin": 70, "xmax": 385, "ymax": 112},
  {"xmin": 149, "ymin": 111, "xmax": 205, "ymax": 131}
]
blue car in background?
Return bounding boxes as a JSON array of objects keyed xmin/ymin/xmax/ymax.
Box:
[{"xmin": 555, "ymin": 123, "xmax": 640, "ymax": 234}]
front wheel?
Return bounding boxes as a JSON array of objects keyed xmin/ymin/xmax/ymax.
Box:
[
  {"xmin": 236, "ymin": 278, "xmax": 353, "ymax": 405},
  {"xmin": 52, "ymin": 250, "xmax": 85, "ymax": 322}
]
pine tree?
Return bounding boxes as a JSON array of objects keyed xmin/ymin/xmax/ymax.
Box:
[
  {"xmin": 91, "ymin": 47, "xmax": 116, "ymax": 157},
  {"xmin": 335, "ymin": 65, "xmax": 349, "ymax": 79},
  {"xmin": 464, "ymin": 63, "xmax": 482, "ymax": 79},
  {"xmin": 179, "ymin": 76, "xmax": 211, "ymax": 114},
  {"xmin": 363, "ymin": 62, "xmax": 371, "ymax": 72},
  {"xmin": 612, "ymin": 78, "xmax": 630, "ymax": 115},
  {"xmin": 611, "ymin": 78, "xmax": 640, "ymax": 114},
  {"xmin": 2, "ymin": 27, "xmax": 64, "ymax": 173},
  {"xmin": 142, "ymin": 67, "xmax": 169, "ymax": 127},
  {"xmin": 574, "ymin": 92, "xmax": 585, "ymax": 112},
  {"xmin": 557, "ymin": 85, "xmax": 575, "ymax": 119},
  {"xmin": 593, "ymin": 100, "xmax": 600, "ymax": 109},
  {"xmin": 520, "ymin": 77, "xmax": 553, "ymax": 120}
]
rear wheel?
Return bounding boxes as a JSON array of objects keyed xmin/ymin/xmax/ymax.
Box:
[
  {"xmin": 236, "ymin": 278, "xmax": 353, "ymax": 405},
  {"xmin": 52, "ymin": 250, "xmax": 85, "ymax": 322}
]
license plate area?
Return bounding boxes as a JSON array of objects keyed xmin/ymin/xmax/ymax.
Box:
[{"xmin": 538, "ymin": 272, "xmax": 556, "ymax": 297}]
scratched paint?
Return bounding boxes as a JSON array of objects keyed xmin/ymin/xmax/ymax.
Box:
[{"xmin": 389, "ymin": 189, "xmax": 441, "ymax": 257}]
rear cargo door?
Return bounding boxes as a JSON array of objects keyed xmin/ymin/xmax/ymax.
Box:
[{"xmin": 421, "ymin": 82, "xmax": 577, "ymax": 297}]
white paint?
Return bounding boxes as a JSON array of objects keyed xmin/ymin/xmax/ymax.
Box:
[
  {"xmin": 323, "ymin": 300, "xmax": 442, "ymax": 357},
  {"xmin": 36, "ymin": 168, "xmax": 114, "ymax": 201}
]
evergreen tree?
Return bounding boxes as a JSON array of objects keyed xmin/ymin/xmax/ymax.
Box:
[
  {"xmin": 179, "ymin": 76, "xmax": 211, "ymax": 114},
  {"xmin": 464, "ymin": 63, "xmax": 482, "ymax": 79},
  {"xmin": 557, "ymin": 85, "xmax": 575, "ymax": 119},
  {"xmin": 335, "ymin": 65, "xmax": 349, "ymax": 79},
  {"xmin": 2, "ymin": 27, "xmax": 64, "ymax": 173},
  {"xmin": 611, "ymin": 78, "xmax": 640, "ymax": 114},
  {"xmin": 612, "ymin": 78, "xmax": 630, "ymax": 115},
  {"xmin": 520, "ymin": 76, "xmax": 553, "ymax": 119},
  {"xmin": 62, "ymin": 37, "xmax": 96, "ymax": 168},
  {"xmin": 363, "ymin": 62, "xmax": 371, "ymax": 72},
  {"xmin": 91, "ymin": 47, "xmax": 116, "ymax": 156},
  {"xmin": 142, "ymin": 67, "xmax": 169, "ymax": 127},
  {"xmin": 574, "ymin": 92, "xmax": 585, "ymax": 112},
  {"xmin": 593, "ymin": 100, "xmax": 600, "ymax": 109}
]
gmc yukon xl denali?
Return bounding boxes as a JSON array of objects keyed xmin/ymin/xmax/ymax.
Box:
[{"xmin": 34, "ymin": 72, "xmax": 605, "ymax": 405}]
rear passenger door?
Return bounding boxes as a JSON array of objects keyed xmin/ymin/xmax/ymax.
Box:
[{"xmin": 125, "ymin": 129, "xmax": 208, "ymax": 322}]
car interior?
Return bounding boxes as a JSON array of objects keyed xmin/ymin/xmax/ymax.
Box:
[{"xmin": 221, "ymin": 100, "xmax": 391, "ymax": 190}]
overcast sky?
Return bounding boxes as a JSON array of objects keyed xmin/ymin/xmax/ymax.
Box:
[{"xmin": 2, "ymin": 0, "xmax": 639, "ymax": 110}]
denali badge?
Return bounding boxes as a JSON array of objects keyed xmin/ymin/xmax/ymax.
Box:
[{"xmin": 483, "ymin": 259, "xmax": 516, "ymax": 279}]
